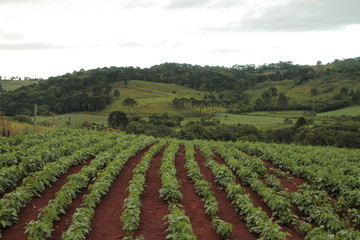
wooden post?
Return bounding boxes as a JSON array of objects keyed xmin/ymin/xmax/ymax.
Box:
[
  {"xmin": 33, "ymin": 104, "xmax": 37, "ymax": 131},
  {"xmin": 52, "ymin": 112, "xmax": 55, "ymax": 127}
]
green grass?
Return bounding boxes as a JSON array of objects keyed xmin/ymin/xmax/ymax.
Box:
[
  {"xmin": 245, "ymin": 80, "xmax": 295, "ymax": 99},
  {"xmin": 213, "ymin": 113, "xmax": 286, "ymax": 126},
  {"xmin": 1, "ymin": 80, "xmax": 36, "ymax": 91},
  {"xmin": 245, "ymin": 76, "xmax": 360, "ymax": 103},
  {"xmin": 37, "ymin": 113, "xmax": 108, "ymax": 127},
  {"xmin": 317, "ymin": 106, "xmax": 360, "ymax": 116},
  {"xmin": 247, "ymin": 110, "xmax": 307, "ymax": 117},
  {"xmin": 100, "ymin": 80, "xmax": 223, "ymax": 116}
]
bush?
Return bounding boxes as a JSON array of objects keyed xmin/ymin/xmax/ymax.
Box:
[
  {"xmin": 13, "ymin": 115, "xmax": 32, "ymax": 124},
  {"xmin": 108, "ymin": 111, "xmax": 129, "ymax": 129}
]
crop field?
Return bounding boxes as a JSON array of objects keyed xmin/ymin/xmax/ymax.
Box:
[{"xmin": 0, "ymin": 130, "xmax": 359, "ymax": 240}]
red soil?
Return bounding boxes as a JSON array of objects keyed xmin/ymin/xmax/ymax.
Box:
[
  {"xmin": 213, "ymin": 153, "xmax": 304, "ymax": 240},
  {"xmin": 194, "ymin": 149, "xmax": 258, "ymax": 240},
  {"xmin": 175, "ymin": 146, "xmax": 218, "ymax": 240},
  {"xmin": 1, "ymin": 158, "xmax": 93, "ymax": 240},
  {"xmin": 51, "ymin": 187, "xmax": 91, "ymax": 239},
  {"xmin": 133, "ymin": 147, "xmax": 168, "ymax": 239},
  {"xmin": 261, "ymin": 159, "xmax": 306, "ymax": 191},
  {"xmin": 86, "ymin": 146, "xmax": 151, "ymax": 240}
]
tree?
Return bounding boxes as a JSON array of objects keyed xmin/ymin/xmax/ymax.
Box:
[
  {"xmin": 340, "ymin": 87, "xmax": 349, "ymax": 96},
  {"xmin": 311, "ymin": 88, "xmax": 318, "ymax": 96},
  {"xmin": 268, "ymin": 87, "xmax": 278, "ymax": 97},
  {"xmin": 113, "ymin": 89, "xmax": 120, "ymax": 97},
  {"xmin": 121, "ymin": 97, "xmax": 137, "ymax": 113},
  {"xmin": 108, "ymin": 111, "xmax": 128, "ymax": 129},
  {"xmin": 277, "ymin": 93, "xmax": 288, "ymax": 106},
  {"xmin": 261, "ymin": 91, "xmax": 271, "ymax": 102},
  {"xmin": 295, "ymin": 117, "xmax": 308, "ymax": 129}
]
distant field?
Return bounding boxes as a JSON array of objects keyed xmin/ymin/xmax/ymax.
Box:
[
  {"xmin": 213, "ymin": 113, "xmax": 286, "ymax": 126},
  {"xmin": 1, "ymin": 80, "xmax": 36, "ymax": 91},
  {"xmin": 317, "ymin": 106, "xmax": 360, "ymax": 116},
  {"xmin": 247, "ymin": 110, "xmax": 306, "ymax": 118},
  {"xmin": 37, "ymin": 113, "xmax": 108, "ymax": 127},
  {"xmin": 100, "ymin": 80, "xmax": 223, "ymax": 116}
]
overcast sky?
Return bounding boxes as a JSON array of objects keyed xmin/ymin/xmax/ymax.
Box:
[{"xmin": 1, "ymin": 0, "xmax": 360, "ymax": 78}]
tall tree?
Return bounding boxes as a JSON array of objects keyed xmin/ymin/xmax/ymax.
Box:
[
  {"xmin": 277, "ymin": 93, "xmax": 288, "ymax": 106},
  {"xmin": 121, "ymin": 97, "xmax": 137, "ymax": 113},
  {"xmin": 108, "ymin": 111, "xmax": 128, "ymax": 129}
]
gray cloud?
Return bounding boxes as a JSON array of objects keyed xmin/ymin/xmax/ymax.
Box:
[
  {"xmin": 241, "ymin": 0, "xmax": 360, "ymax": 32},
  {"xmin": 0, "ymin": 42, "xmax": 65, "ymax": 50}
]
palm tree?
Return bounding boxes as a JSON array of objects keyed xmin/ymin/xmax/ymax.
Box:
[{"xmin": 121, "ymin": 97, "xmax": 137, "ymax": 113}]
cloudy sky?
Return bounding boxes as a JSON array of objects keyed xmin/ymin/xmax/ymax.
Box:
[{"xmin": 1, "ymin": 0, "xmax": 360, "ymax": 79}]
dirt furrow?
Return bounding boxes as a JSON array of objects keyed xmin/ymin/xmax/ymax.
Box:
[
  {"xmin": 194, "ymin": 149, "xmax": 258, "ymax": 240},
  {"xmin": 86, "ymin": 146, "xmax": 151, "ymax": 240},
  {"xmin": 175, "ymin": 146, "xmax": 218, "ymax": 239},
  {"xmin": 133, "ymin": 147, "xmax": 168, "ymax": 240},
  {"xmin": 213, "ymin": 153, "xmax": 304, "ymax": 240},
  {"xmin": 1, "ymin": 158, "xmax": 93, "ymax": 240}
]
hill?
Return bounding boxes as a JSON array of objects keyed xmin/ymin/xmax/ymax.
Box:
[
  {"xmin": 101, "ymin": 80, "xmax": 224, "ymax": 116},
  {"xmin": 1, "ymin": 57, "xmax": 360, "ymax": 117}
]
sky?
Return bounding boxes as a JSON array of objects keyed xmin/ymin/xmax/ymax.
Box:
[{"xmin": 1, "ymin": 0, "xmax": 360, "ymax": 79}]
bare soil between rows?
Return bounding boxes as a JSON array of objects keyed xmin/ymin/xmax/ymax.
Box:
[
  {"xmin": 1, "ymin": 146, "xmax": 319, "ymax": 240},
  {"xmin": 1, "ymin": 158, "xmax": 93, "ymax": 240}
]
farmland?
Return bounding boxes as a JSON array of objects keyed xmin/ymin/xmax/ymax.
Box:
[{"xmin": 0, "ymin": 130, "xmax": 359, "ymax": 239}]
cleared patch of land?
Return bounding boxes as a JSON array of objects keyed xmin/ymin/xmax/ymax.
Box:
[
  {"xmin": 317, "ymin": 106, "xmax": 360, "ymax": 116},
  {"xmin": 1, "ymin": 80, "xmax": 36, "ymax": 91}
]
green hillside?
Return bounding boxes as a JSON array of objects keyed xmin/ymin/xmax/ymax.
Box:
[
  {"xmin": 245, "ymin": 76, "xmax": 360, "ymax": 103},
  {"xmin": 0, "ymin": 80, "xmax": 36, "ymax": 91},
  {"xmin": 100, "ymin": 80, "xmax": 225, "ymax": 116}
]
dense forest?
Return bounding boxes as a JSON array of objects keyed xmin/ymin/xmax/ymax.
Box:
[{"xmin": 0, "ymin": 57, "xmax": 360, "ymax": 116}]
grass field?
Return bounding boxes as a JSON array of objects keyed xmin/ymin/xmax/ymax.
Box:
[
  {"xmin": 37, "ymin": 113, "xmax": 108, "ymax": 127},
  {"xmin": 1, "ymin": 80, "xmax": 36, "ymax": 91},
  {"xmin": 317, "ymin": 106, "xmax": 360, "ymax": 116},
  {"xmin": 100, "ymin": 80, "xmax": 224, "ymax": 116},
  {"xmin": 213, "ymin": 113, "xmax": 286, "ymax": 126}
]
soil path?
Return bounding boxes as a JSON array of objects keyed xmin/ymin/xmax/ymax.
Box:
[
  {"xmin": 86, "ymin": 146, "xmax": 151, "ymax": 240},
  {"xmin": 213, "ymin": 153, "xmax": 304, "ymax": 240},
  {"xmin": 175, "ymin": 146, "xmax": 218, "ymax": 240},
  {"xmin": 194, "ymin": 149, "xmax": 258, "ymax": 240},
  {"xmin": 133, "ymin": 147, "xmax": 168, "ymax": 239},
  {"xmin": 51, "ymin": 187, "xmax": 91, "ymax": 239},
  {"xmin": 1, "ymin": 158, "xmax": 93, "ymax": 240},
  {"xmin": 261, "ymin": 158, "xmax": 306, "ymax": 191}
]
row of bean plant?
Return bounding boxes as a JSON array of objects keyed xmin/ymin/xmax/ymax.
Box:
[
  {"xmin": 159, "ymin": 141, "xmax": 197, "ymax": 240},
  {"xmin": 0, "ymin": 132, "xmax": 100, "ymax": 194},
  {"xmin": 184, "ymin": 142, "xmax": 232, "ymax": 239},
  {"xmin": 0, "ymin": 132, "xmax": 122, "ymax": 237},
  {"xmin": 61, "ymin": 136, "xmax": 156, "ymax": 240},
  {"xmin": 196, "ymin": 141, "xmax": 290, "ymax": 239},
  {"xmin": 25, "ymin": 134, "xmax": 141, "ymax": 240},
  {"xmin": 120, "ymin": 141, "xmax": 166, "ymax": 239}
]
